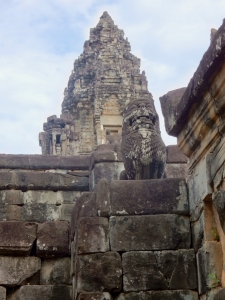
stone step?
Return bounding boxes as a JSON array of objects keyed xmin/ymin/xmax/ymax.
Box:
[
  {"xmin": 109, "ymin": 215, "xmax": 191, "ymax": 251},
  {"xmin": 115, "ymin": 291, "xmax": 198, "ymax": 300},
  {"xmin": 96, "ymin": 178, "xmax": 189, "ymax": 217}
]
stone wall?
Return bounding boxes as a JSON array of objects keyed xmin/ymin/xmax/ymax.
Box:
[
  {"xmin": 70, "ymin": 177, "xmax": 198, "ymax": 300},
  {"xmin": 0, "ymin": 154, "xmax": 89, "ymax": 300},
  {"xmin": 160, "ymin": 19, "xmax": 225, "ymax": 300}
]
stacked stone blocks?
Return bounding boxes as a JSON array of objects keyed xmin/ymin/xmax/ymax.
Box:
[{"xmin": 71, "ymin": 177, "xmax": 199, "ymax": 300}]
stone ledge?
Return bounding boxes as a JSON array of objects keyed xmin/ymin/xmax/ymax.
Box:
[
  {"xmin": 115, "ymin": 291, "xmax": 199, "ymax": 300},
  {"xmin": 0, "ymin": 171, "xmax": 89, "ymax": 191},
  {"xmin": 0, "ymin": 154, "xmax": 90, "ymax": 170},
  {"xmin": 109, "ymin": 178, "xmax": 189, "ymax": 216}
]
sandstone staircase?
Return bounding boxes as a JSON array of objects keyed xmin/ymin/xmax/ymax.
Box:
[{"xmin": 71, "ymin": 178, "xmax": 199, "ymax": 300}]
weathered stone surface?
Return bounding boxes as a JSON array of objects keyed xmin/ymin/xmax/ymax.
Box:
[
  {"xmin": 109, "ymin": 215, "xmax": 191, "ymax": 251},
  {"xmin": 191, "ymin": 202, "xmax": 218, "ymax": 252},
  {"xmin": 122, "ymin": 250, "xmax": 197, "ymax": 291},
  {"xmin": 23, "ymin": 204, "xmax": 60, "ymax": 222},
  {"xmin": 166, "ymin": 145, "xmax": 188, "ymax": 163},
  {"xmin": 77, "ymin": 217, "xmax": 109, "ymax": 253},
  {"xmin": 40, "ymin": 258, "xmax": 71, "ymax": 285},
  {"xmin": 0, "ymin": 287, "xmax": 6, "ymax": 300},
  {"xmin": 0, "ymin": 190, "xmax": 23, "ymax": 205},
  {"xmin": 59, "ymin": 204, "xmax": 74, "ymax": 222},
  {"xmin": 0, "ymin": 154, "xmax": 90, "ymax": 170},
  {"xmin": 96, "ymin": 178, "xmax": 110, "ymax": 217},
  {"xmin": 116, "ymin": 291, "xmax": 198, "ymax": 300},
  {"xmin": 0, "ymin": 256, "xmax": 41, "ymax": 285},
  {"xmin": 37, "ymin": 221, "xmax": 70, "ymax": 257},
  {"xmin": 110, "ymin": 178, "xmax": 189, "ymax": 216},
  {"xmin": 213, "ymin": 192, "xmax": 225, "ymax": 233},
  {"xmin": 164, "ymin": 163, "xmax": 188, "ymax": 179},
  {"xmin": 77, "ymin": 252, "xmax": 122, "ymax": 293},
  {"xmin": 0, "ymin": 171, "xmax": 89, "ymax": 191},
  {"xmin": 188, "ymin": 155, "xmax": 212, "ymax": 212},
  {"xmin": 0, "ymin": 221, "xmax": 37, "ymax": 255},
  {"xmin": 160, "ymin": 88, "xmax": 186, "ymax": 137},
  {"xmin": 70, "ymin": 192, "xmax": 97, "ymax": 241},
  {"xmin": 90, "ymin": 151, "xmax": 120, "ymax": 171},
  {"xmin": 214, "ymin": 288, "xmax": 225, "ymax": 300},
  {"xmin": 58, "ymin": 191, "xmax": 81, "ymax": 204},
  {"xmin": 78, "ymin": 293, "xmax": 112, "ymax": 300},
  {"xmin": 8, "ymin": 285, "xmax": 72, "ymax": 300},
  {"xmin": 122, "ymin": 95, "xmax": 166, "ymax": 180},
  {"xmin": 196, "ymin": 241, "xmax": 223, "ymax": 294},
  {"xmin": 90, "ymin": 162, "xmax": 124, "ymax": 190}
]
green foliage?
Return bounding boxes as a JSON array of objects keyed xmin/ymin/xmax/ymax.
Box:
[
  {"xmin": 207, "ymin": 273, "xmax": 221, "ymax": 289},
  {"xmin": 211, "ymin": 228, "xmax": 220, "ymax": 242}
]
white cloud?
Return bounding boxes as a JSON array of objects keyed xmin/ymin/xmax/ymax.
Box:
[{"xmin": 0, "ymin": 0, "xmax": 224, "ymax": 153}]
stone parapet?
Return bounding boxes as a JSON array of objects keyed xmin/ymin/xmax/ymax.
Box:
[{"xmin": 0, "ymin": 154, "xmax": 90, "ymax": 170}]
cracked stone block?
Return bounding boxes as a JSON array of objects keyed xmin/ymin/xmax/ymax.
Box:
[
  {"xmin": 122, "ymin": 250, "xmax": 197, "ymax": 292},
  {"xmin": 37, "ymin": 221, "xmax": 70, "ymax": 258},
  {"xmin": 7, "ymin": 285, "xmax": 72, "ymax": 300},
  {"xmin": 0, "ymin": 286, "xmax": 6, "ymax": 300},
  {"xmin": 77, "ymin": 252, "xmax": 122, "ymax": 293},
  {"xmin": 110, "ymin": 178, "xmax": 189, "ymax": 216},
  {"xmin": 78, "ymin": 293, "xmax": 112, "ymax": 300},
  {"xmin": 40, "ymin": 257, "xmax": 71, "ymax": 285},
  {"xmin": 196, "ymin": 241, "xmax": 223, "ymax": 295},
  {"xmin": 115, "ymin": 290, "xmax": 199, "ymax": 300},
  {"xmin": 109, "ymin": 215, "xmax": 191, "ymax": 251},
  {"xmin": 0, "ymin": 256, "xmax": 41, "ymax": 286},
  {"xmin": 96, "ymin": 178, "xmax": 110, "ymax": 217},
  {"xmin": 77, "ymin": 217, "xmax": 109, "ymax": 254},
  {"xmin": 70, "ymin": 192, "xmax": 97, "ymax": 242},
  {"xmin": 0, "ymin": 221, "xmax": 37, "ymax": 255}
]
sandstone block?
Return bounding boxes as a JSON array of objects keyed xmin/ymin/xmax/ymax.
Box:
[
  {"xmin": 78, "ymin": 293, "xmax": 112, "ymax": 300},
  {"xmin": 109, "ymin": 215, "xmax": 191, "ymax": 251},
  {"xmin": 196, "ymin": 241, "xmax": 223, "ymax": 294},
  {"xmin": 8, "ymin": 285, "xmax": 72, "ymax": 300},
  {"xmin": 77, "ymin": 217, "xmax": 109, "ymax": 253},
  {"xmin": 59, "ymin": 204, "xmax": 74, "ymax": 222},
  {"xmin": 0, "ymin": 256, "xmax": 41, "ymax": 285},
  {"xmin": 0, "ymin": 287, "xmax": 6, "ymax": 300},
  {"xmin": 191, "ymin": 202, "xmax": 218, "ymax": 252},
  {"xmin": 164, "ymin": 163, "xmax": 188, "ymax": 179},
  {"xmin": 96, "ymin": 178, "xmax": 110, "ymax": 217},
  {"xmin": 110, "ymin": 178, "xmax": 189, "ymax": 216},
  {"xmin": 40, "ymin": 257, "xmax": 71, "ymax": 285},
  {"xmin": 23, "ymin": 190, "xmax": 58, "ymax": 204},
  {"xmin": 57, "ymin": 191, "xmax": 81, "ymax": 204},
  {"xmin": 115, "ymin": 291, "xmax": 198, "ymax": 300},
  {"xmin": 166, "ymin": 145, "xmax": 188, "ymax": 163},
  {"xmin": 0, "ymin": 221, "xmax": 37, "ymax": 255},
  {"xmin": 77, "ymin": 252, "xmax": 122, "ymax": 293},
  {"xmin": 0, "ymin": 171, "xmax": 89, "ymax": 191},
  {"xmin": 90, "ymin": 150, "xmax": 119, "ymax": 170},
  {"xmin": 70, "ymin": 192, "xmax": 97, "ymax": 241},
  {"xmin": 37, "ymin": 221, "xmax": 70, "ymax": 257},
  {"xmin": 90, "ymin": 162, "xmax": 124, "ymax": 190},
  {"xmin": 22, "ymin": 203, "xmax": 60, "ymax": 222},
  {"xmin": 213, "ymin": 191, "xmax": 225, "ymax": 233},
  {"xmin": 1, "ymin": 205, "xmax": 22, "ymax": 221},
  {"xmin": 122, "ymin": 250, "xmax": 197, "ymax": 292},
  {"xmin": 0, "ymin": 190, "xmax": 23, "ymax": 205},
  {"xmin": 214, "ymin": 288, "xmax": 225, "ymax": 300},
  {"xmin": 188, "ymin": 155, "xmax": 212, "ymax": 212}
]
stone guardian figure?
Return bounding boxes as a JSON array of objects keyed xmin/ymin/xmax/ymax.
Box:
[{"xmin": 121, "ymin": 93, "xmax": 166, "ymax": 179}]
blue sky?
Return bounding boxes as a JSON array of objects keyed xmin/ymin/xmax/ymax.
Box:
[{"xmin": 0, "ymin": 0, "xmax": 224, "ymax": 154}]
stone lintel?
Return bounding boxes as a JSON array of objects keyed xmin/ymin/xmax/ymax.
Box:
[{"xmin": 0, "ymin": 154, "xmax": 90, "ymax": 170}]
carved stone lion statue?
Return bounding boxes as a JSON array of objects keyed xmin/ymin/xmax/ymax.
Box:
[{"xmin": 121, "ymin": 94, "xmax": 166, "ymax": 179}]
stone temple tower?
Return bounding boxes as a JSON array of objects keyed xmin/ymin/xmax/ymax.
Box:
[{"xmin": 39, "ymin": 12, "xmax": 150, "ymax": 155}]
